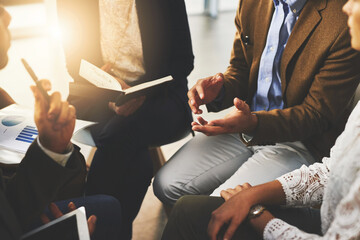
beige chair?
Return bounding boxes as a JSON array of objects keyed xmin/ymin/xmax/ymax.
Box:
[{"xmin": 149, "ymin": 147, "xmax": 166, "ymax": 175}]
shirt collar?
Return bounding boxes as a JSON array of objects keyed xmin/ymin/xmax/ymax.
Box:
[{"xmin": 273, "ymin": 0, "xmax": 307, "ymax": 15}]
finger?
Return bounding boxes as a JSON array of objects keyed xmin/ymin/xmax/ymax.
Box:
[
  {"xmin": 234, "ymin": 98, "xmax": 251, "ymax": 115},
  {"xmin": 211, "ymin": 73, "xmax": 224, "ymax": 84},
  {"xmin": 191, "ymin": 121, "xmax": 200, "ymax": 126},
  {"xmin": 187, "ymin": 86, "xmax": 198, "ymax": 103},
  {"xmin": 54, "ymin": 101, "xmax": 70, "ymax": 128},
  {"xmin": 117, "ymin": 78, "xmax": 130, "ymax": 89},
  {"xmin": 123, "ymin": 97, "xmax": 145, "ymax": 116},
  {"xmin": 207, "ymin": 214, "xmax": 223, "ymax": 240},
  {"xmin": 48, "ymin": 92, "xmax": 62, "ymax": 121},
  {"xmin": 39, "ymin": 79, "xmax": 52, "ymax": 91},
  {"xmin": 68, "ymin": 202, "xmax": 77, "ymax": 212},
  {"xmin": 61, "ymin": 104, "xmax": 76, "ymax": 126},
  {"xmin": 187, "ymin": 88, "xmax": 203, "ymax": 112},
  {"xmin": 220, "ymin": 190, "xmax": 232, "ymax": 201},
  {"xmin": 49, "ymin": 202, "xmax": 63, "ymax": 219},
  {"xmin": 207, "ymin": 119, "xmax": 226, "ymax": 127},
  {"xmin": 66, "ymin": 105, "xmax": 77, "ymax": 123},
  {"xmin": 192, "ymin": 125, "xmax": 225, "ymax": 136},
  {"xmin": 235, "ymin": 185, "xmax": 243, "ymax": 191},
  {"xmin": 242, "ymin": 182, "xmax": 252, "ymax": 189},
  {"xmin": 188, "ymin": 99, "xmax": 203, "ymax": 114},
  {"xmin": 197, "ymin": 116, "xmax": 208, "ymax": 126},
  {"xmin": 108, "ymin": 102, "xmax": 116, "ymax": 112},
  {"xmin": 101, "ymin": 63, "xmax": 113, "ymax": 73},
  {"xmin": 30, "ymin": 85, "xmax": 41, "ymax": 100},
  {"xmin": 1, "ymin": 8, "xmax": 11, "ymax": 28},
  {"xmin": 226, "ymin": 188, "xmax": 238, "ymax": 195},
  {"xmin": 196, "ymin": 83, "xmax": 206, "ymax": 100},
  {"xmin": 87, "ymin": 215, "xmax": 97, "ymax": 236},
  {"xmin": 111, "ymin": 98, "xmax": 138, "ymax": 115},
  {"xmin": 31, "ymin": 86, "xmax": 46, "ymax": 113},
  {"xmin": 223, "ymin": 220, "xmax": 241, "ymax": 240},
  {"xmin": 31, "ymin": 85, "xmax": 48, "ymax": 108},
  {"xmin": 40, "ymin": 213, "xmax": 50, "ymax": 224},
  {"xmin": 222, "ymin": 188, "xmax": 238, "ymax": 198}
]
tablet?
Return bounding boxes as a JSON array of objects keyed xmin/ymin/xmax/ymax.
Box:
[{"xmin": 21, "ymin": 207, "xmax": 90, "ymax": 240}]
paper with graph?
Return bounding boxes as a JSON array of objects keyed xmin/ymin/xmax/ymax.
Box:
[{"xmin": 0, "ymin": 104, "xmax": 95, "ymax": 154}]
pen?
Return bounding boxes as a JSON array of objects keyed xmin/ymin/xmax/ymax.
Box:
[{"xmin": 21, "ymin": 58, "xmax": 50, "ymax": 103}]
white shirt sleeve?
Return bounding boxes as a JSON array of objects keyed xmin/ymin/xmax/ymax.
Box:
[
  {"xmin": 264, "ymin": 173, "xmax": 360, "ymax": 239},
  {"xmin": 36, "ymin": 138, "xmax": 74, "ymax": 167},
  {"xmin": 276, "ymin": 158, "xmax": 331, "ymax": 207}
]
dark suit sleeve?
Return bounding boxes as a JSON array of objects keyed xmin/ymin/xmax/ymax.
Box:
[
  {"xmin": 4, "ymin": 142, "xmax": 86, "ymax": 229},
  {"xmin": 166, "ymin": 0, "xmax": 194, "ymax": 80}
]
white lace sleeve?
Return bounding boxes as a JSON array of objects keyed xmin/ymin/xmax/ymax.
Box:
[
  {"xmin": 276, "ymin": 159, "xmax": 330, "ymax": 207},
  {"xmin": 264, "ymin": 173, "xmax": 360, "ymax": 239}
]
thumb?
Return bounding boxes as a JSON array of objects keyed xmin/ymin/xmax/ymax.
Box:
[
  {"xmin": 39, "ymin": 79, "xmax": 52, "ymax": 91},
  {"xmin": 101, "ymin": 63, "xmax": 113, "ymax": 73},
  {"xmin": 30, "ymin": 85, "xmax": 41, "ymax": 101},
  {"xmin": 87, "ymin": 215, "xmax": 97, "ymax": 236},
  {"xmin": 30, "ymin": 86, "xmax": 46, "ymax": 114},
  {"xmin": 208, "ymin": 119, "xmax": 225, "ymax": 127},
  {"xmin": 234, "ymin": 98, "xmax": 250, "ymax": 114}
]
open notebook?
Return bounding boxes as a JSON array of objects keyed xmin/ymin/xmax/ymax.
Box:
[{"xmin": 79, "ymin": 59, "xmax": 173, "ymax": 106}]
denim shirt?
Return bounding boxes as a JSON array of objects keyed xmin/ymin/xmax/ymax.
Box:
[{"xmin": 251, "ymin": 0, "xmax": 307, "ymax": 111}]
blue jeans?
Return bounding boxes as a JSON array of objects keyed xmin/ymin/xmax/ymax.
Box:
[
  {"xmin": 50, "ymin": 195, "xmax": 121, "ymax": 240},
  {"xmin": 29, "ymin": 195, "xmax": 122, "ymax": 240}
]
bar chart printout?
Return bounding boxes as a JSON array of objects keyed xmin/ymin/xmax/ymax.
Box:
[
  {"xmin": 0, "ymin": 115, "xmax": 38, "ymax": 153},
  {"xmin": 15, "ymin": 125, "xmax": 38, "ymax": 144},
  {"xmin": 0, "ymin": 104, "xmax": 96, "ymax": 155}
]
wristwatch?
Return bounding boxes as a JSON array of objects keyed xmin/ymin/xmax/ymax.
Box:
[{"xmin": 247, "ymin": 204, "xmax": 266, "ymax": 219}]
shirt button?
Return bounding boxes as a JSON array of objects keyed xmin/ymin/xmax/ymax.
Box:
[
  {"xmin": 270, "ymin": 46, "xmax": 274, "ymax": 51},
  {"xmin": 265, "ymin": 77, "xmax": 270, "ymax": 82},
  {"xmin": 292, "ymin": 9, "xmax": 297, "ymax": 14}
]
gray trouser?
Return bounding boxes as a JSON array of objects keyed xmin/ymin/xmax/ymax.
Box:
[{"xmin": 153, "ymin": 133, "xmax": 315, "ymax": 205}]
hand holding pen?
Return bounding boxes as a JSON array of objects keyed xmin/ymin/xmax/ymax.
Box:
[{"xmin": 21, "ymin": 58, "xmax": 76, "ymax": 153}]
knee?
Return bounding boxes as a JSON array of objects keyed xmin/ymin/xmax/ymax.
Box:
[
  {"xmin": 169, "ymin": 196, "xmax": 196, "ymax": 224},
  {"xmin": 99, "ymin": 194, "xmax": 121, "ymax": 208},
  {"xmin": 162, "ymin": 196, "xmax": 207, "ymax": 240},
  {"xmin": 153, "ymin": 170, "xmax": 183, "ymax": 205},
  {"xmin": 172, "ymin": 195, "xmax": 198, "ymax": 218}
]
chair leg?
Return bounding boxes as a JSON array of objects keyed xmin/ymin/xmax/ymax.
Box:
[
  {"xmin": 149, "ymin": 146, "xmax": 166, "ymax": 175},
  {"xmin": 204, "ymin": 0, "xmax": 219, "ymax": 18}
]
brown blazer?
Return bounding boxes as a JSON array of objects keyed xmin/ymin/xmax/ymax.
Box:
[{"xmin": 207, "ymin": 0, "xmax": 360, "ymax": 160}]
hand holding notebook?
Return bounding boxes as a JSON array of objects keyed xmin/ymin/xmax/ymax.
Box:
[{"xmin": 79, "ymin": 60, "xmax": 173, "ymax": 106}]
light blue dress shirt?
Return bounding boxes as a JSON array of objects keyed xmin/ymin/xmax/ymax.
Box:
[{"xmin": 251, "ymin": 0, "xmax": 307, "ymax": 112}]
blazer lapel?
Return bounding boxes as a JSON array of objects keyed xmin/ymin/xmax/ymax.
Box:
[{"xmin": 280, "ymin": 0, "xmax": 327, "ymax": 93}]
